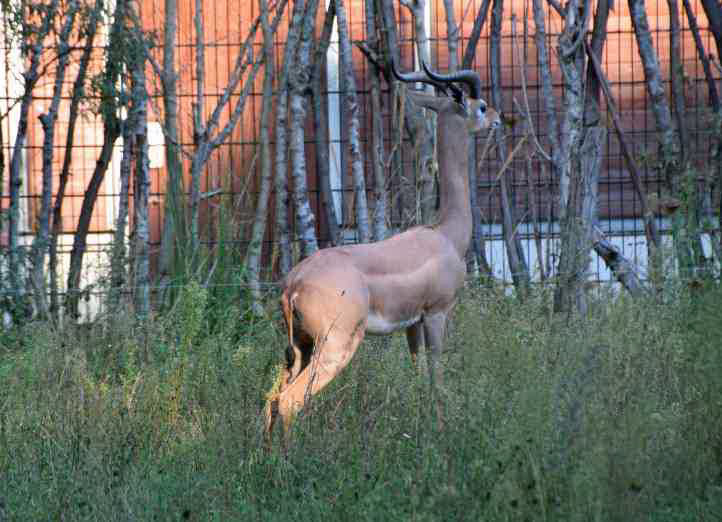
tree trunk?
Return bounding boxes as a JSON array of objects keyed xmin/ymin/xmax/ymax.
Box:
[
  {"xmin": 336, "ymin": 0, "xmax": 371, "ymax": 243},
  {"xmin": 628, "ymin": 0, "xmax": 681, "ymax": 191},
  {"xmin": 109, "ymin": 121, "xmax": 133, "ymax": 311},
  {"xmin": 669, "ymin": 0, "xmax": 706, "ymax": 270},
  {"xmin": 312, "ymin": 1, "xmax": 341, "ymax": 247},
  {"xmin": 30, "ymin": 4, "xmax": 79, "ymax": 319},
  {"xmin": 628, "ymin": 0, "xmax": 698, "ymax": 276},
  {"xmin": 400, "ymin": 0, "xmax": 436, "ymax": 224},
  {"xmin": 688, "ymin": 0, "xmax": 722, "ymax": 258},
  {"xmin": 66, "ymin": 124, "xmax": 121, "ymax": 318},
  {"xmin": 460, "ymin": 0, "xmax": 493, "ymax": 276},
  {"xmin": 584, "ymin": 0, "xmax": 610, "ymax": 127},
  {"xmin": 365, "ymin": 0, "xmax": 387, "ymax": 241},
  {"xmin": 553, "ymin": 0, "xmax": 594, "ymax": 315},
  {"xmin": 442, "ymin": 0, "xmax": 458, "ymax": 70},
  {"xmin": 67, "ymin": 0, "xmax": 127, "ymax": 319},
  {"xmin": 7, "ymin": 0, "xmax": 59, "ymax": 315},
  {"xmin": 131, "ymin": 63, "xmax": 150, "ymax": 319},
  {"xmin": 158, "ymin": 0, "xmax": 185, "ymax": 283},
  {"xmin": 377, "ymin": 0, "xmax": 407, "ymax": 226},
  {"xmin": 700, "ymin": 0, "xmax": 722, "ymax": 59},
  {"xmin": 49, "ymin": 0, "xmax": 102, "ymax": 321},
  {"xmin": 531, "ymin": 0, "xmax": 561, "ymax": 170},
  {"xmin": 246, "ymin": 0, "xmax": 275, "ymax": 316},
  {"xmin": 189, "ymin": 0, "xmax": 207, "ymax": 255},
  {"xmin": 289, "ymin": 0, "xmax": 320, "ymax": 259},
  {"xmin": 274, "ymin": 0, "xmax": 306, "ymax": 276},
  {"xmin": 462, "ymin": 0, "xmax": 492, "ymax": 69},
  {"xmin": 684, "ymin": 0, "xmax": 719, "ymax": 112},
  {"xmin": 554, "ymin": 128, "xmax": 605, "ymax": 315},
  {"xmin": 667, "ymin": 0, "xmax": 688, "ymax": 162},
  {"xmin": 491, "ymin": 0, "xmax": 529, "ymax": 291}
]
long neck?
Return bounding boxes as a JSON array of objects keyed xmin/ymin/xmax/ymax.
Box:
[{"xmin": 436, "ymin": 112, "xmax": 472, "ymax": 258}]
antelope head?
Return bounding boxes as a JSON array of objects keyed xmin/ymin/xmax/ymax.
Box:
[{"xmin": 391, "ymin": 60, "xmax": 501, "ymax": 134}]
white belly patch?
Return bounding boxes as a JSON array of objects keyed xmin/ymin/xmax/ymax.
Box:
[{"xmin": 366, "ymin": 313, "xmax": 420, "ymax": 335}]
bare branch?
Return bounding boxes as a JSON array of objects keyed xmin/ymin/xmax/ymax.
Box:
[
  {"xmin": 592, "ymin": 226, "xmax": 648, "ymax": 296},
  {"xmin": 682, "ymin": 0, "xmax": 719, "ymax": 112},
  {"xmin": 546, "ymin": 0, "xmax": 564, "ymax": 17},
  {"xmin": 511, "ymin": 15, "xmax": 550, "ymax": 162},
  {"xmin": 461, "ymin": 0, "xmax": 491, "ymax": 69},
  {"xmin": 584, "ymin": 41, "xmax": 659, "ymax": 249}
]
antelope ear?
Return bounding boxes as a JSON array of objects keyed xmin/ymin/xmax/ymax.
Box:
[{"xmin": 406, "ymin": 90, "xmax": 446, "ymax": 113}]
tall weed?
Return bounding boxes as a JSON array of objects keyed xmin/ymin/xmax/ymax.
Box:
[{"xmin": 1, "ymin": 284, "xmax": 721, "ymax": 520}]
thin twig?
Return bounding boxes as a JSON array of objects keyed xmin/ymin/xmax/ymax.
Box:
[
  {"xmin": 510, "ymin": 14, "xmax": 551, "ymax": 162},
  {"xmin": 495, "ymin": 134, "xmax": 528, "ymax": 181}
]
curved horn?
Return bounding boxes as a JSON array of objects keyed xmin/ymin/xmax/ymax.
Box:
[
  {"xmin": 390, "ymin": 59, "xmax": 463, "ymax": 102},
  {"xmin": 421, "ymin": 62, "xmax": 482, "ymax": 100}
]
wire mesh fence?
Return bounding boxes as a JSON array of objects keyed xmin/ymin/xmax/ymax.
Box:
[{"xmin": 0, "ymin": 0, "xmax": 718, "ymax": 308}]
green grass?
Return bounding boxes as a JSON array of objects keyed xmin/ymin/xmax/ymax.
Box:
[{"xmin": 1, "ymin": 282, "xmax": 721, "ymax": 521}]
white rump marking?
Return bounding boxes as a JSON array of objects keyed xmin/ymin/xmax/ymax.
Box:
[{"xmin": 366, "ymin": 313, "xmax": 420, "ymax": 335}]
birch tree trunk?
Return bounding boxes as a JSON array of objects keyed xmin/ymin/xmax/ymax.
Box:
[
  {"xmin": 312, "ymin": 1, "xmax": 341, "ymax": 247},
  {"xmin": 274, "ymin": 0, "xmax": 306, "ymax": 275},
  {"xmin": 552, "ymin": 0, "xmax": 597, "ymax": 315},
  {"xmin": 289, "ymin": 0, "xmax": 320, "ymax": 258},
  {"xmin": 377, "ymin": 0, "xmax": 409, "ymax": 226},
  {"xmin": 628, "ymin": 0, "xmax": 681, "ymax": 191},
  {"xmin": 66, "ymin": 0, "xmax": 126, "ymax": 319},
  {"xmin": 189, "ymin": 0, "xmax": 207, "ymax": 255},
  {"xmin": 274, "ymin": 85, "xmax": 293, "ymax": 275},
  {"xmin": 158, "ymin": 0, "xmax": 185, "ymax": 283},
  {"xmin": 490, "ymin": 0, "xmax": 529, "ymax": 291},
  {"xmin": 336, "ymin": 0, "xmax": 371, "ymax": 243},
  {"xmin": 131, "ymin": 63, "xmax": 151, "ymax": 319},
  {"xmin": 49, "ymin": 0, "xmax": 102, "ymax": 321},
  {"xmin": 30, "ymin": 3, "xmax": 79, "ymax": 319},
  {"xmin": 109, "ymin": 120, "xmax": 133, "ymax": 311},
  {"xmin": 365, "ymin": 0, "xmax": 387, "ymax": 241},
  {"xmin": 531, "ymin": 0, "xmax": 561, "ymax": 168},
  {"xmin": 400, "ymin": 0, "xmax": 436, "ymax": 224},
  {"xmin": 584, "ymin": 0, "xmax": 610, "ymax": 127},
  {"xmin": 246, "ymin": 0, "xmax": 275, "ymax": 316},
  {"xmin": 442, "ymin": 0, "xmax": 458, "ymax": 70},
  {"xmin": 668, "ymin": 0, "xmax": 706, "ymax": 270},
  {"xmin": 7, "ymin": 0, "xmax": 59, "ymax": 315},
  {"xmin": 628, "ymin": 0, "xmax": 700, "ymax": 276},
  {"xmin": 66, "ymin": 123, "xmax": 121, "ymax": 318},
  {"xmin": 461, "ymin": 0, "xmax": 493, "ymax": 276}
]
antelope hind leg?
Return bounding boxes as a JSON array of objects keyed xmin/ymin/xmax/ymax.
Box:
[
  {"xmin": 405, "ymin": 322, "xmax": 425, "ymax": 370},
  {"xmin": 276, "ymin": 325, "xmax": 365, "ymax": 440}
]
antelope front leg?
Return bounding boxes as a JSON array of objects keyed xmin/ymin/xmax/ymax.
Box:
[{"xmin": 422, "ymin": 311, "xmax": 447, "ymax": 429}]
